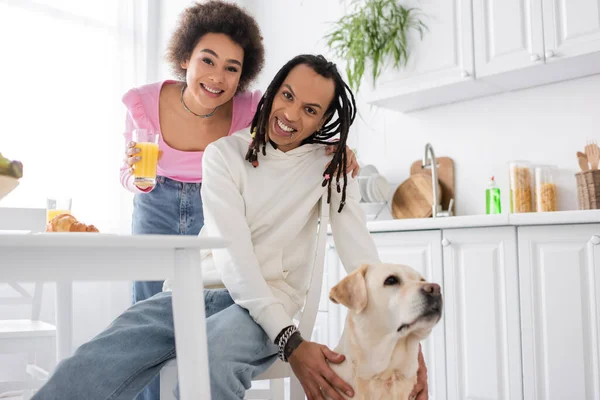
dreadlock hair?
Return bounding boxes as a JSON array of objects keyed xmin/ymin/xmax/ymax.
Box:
[{"xmin": 245, "ymin": 54, "xmax": 357, "ymax": 213}]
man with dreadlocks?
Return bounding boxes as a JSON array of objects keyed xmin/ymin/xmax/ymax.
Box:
[
  {"xmin": 32, "ymin": 54, "xmax": 427, "ymax": 400},
  {"xmin": 199, "ymin": 54, "xmax": 428, "ymax": 399}
]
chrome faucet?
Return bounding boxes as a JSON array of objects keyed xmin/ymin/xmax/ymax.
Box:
[{"xmin": 422, "ymin": 143, "xmax": 454, "ymax": 218}]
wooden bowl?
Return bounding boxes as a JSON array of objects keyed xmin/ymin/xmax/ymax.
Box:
[
  {"xmin": 391, "ymin": 173, "xmax": 442, "ymax": 219},
  {"xmin": 0, "ymin": 175, "xmax": 19, "ymax": 201}
]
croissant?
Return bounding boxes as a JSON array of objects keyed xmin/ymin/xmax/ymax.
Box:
[{"xmin": 46, "ymin": 214, "xmax": 99, "ymax": 233}]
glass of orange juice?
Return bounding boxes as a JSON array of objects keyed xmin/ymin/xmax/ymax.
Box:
[
  {"xmin": 132, "ymin": 129, "xmax": 159, "ymax": 188},
  {"xmin": 46, "ymin": 197, "xmax": 72, "ymax": 223}
]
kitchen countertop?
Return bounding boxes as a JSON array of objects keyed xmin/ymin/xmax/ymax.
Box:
[{"xmin": 361, "ymin": 210, "xmax": 600, "ymax": 233}]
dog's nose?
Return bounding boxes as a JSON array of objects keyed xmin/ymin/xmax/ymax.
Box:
[{"xmin": 421, "ymin": 283, "xmax": 441, "ymax": 296}]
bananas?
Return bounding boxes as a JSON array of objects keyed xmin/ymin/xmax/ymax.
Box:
[{"xmin": 0, "ymin": 153, "xmax": 23, "ymax": 179}]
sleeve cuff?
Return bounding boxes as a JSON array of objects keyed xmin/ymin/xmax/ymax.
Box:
[
  {"xmin": 124, "ymin": 173, "xmax": 154, "ymax": 193},
  {"xmin": 254, "ymin": 303, "xmax": 296, "ymax": 343}
]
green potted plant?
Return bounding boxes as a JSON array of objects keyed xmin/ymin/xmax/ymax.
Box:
[{"xmin": 325, "ymin": 0, "xmax": 427, "ymax": 92}]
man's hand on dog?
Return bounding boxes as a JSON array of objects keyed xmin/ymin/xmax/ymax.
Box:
[
  {"xmin": 409, "ymin": 345, "xmax": 428, "ymax": 400},
  {"xmin": 289, "ymin": 341, "xmax": 354, "ymax": 400}
]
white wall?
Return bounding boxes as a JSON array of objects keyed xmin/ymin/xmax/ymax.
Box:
[
  {"xmin": 355, "ymin": 76, "xmax": 600, "ymax": 215},
  {"xmin": 157, "ymin": 0, "xmax": 186, "ymax": 80},
  {"xmin": 248, "ymin": 0, "xmax": 600, "ymax": 216}
]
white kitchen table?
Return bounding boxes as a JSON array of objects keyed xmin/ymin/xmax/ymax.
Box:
[{"xmin": 0, "ymin": 232, "xmax": 227, "ymax": 400}]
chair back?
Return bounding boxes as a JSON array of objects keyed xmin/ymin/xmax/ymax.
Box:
[
  {"xmin": 0, "ymin": 207, "xmax": 47, "ymax": 320},
  {"xmin": 160, "ymin": 198, "xmax": 332, "ymax": 399},
  {"xmin": 296, "ymin": 196, "xmax": 330, "ymax": 336}
]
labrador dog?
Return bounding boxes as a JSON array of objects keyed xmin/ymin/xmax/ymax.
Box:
[{"xmin": 327, "ymin": 263, "xmax": 443, "ymax": 400}]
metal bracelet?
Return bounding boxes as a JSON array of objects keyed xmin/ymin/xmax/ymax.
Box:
[{"xmin": 277, "ymin": 325, "xmax": 298, "ymax": 362}]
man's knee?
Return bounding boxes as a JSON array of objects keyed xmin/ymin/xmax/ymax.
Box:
[
  {"xmin": 208, "ymin": 305, "xmax": 270, "ymax": 347},
  {"xmin": 207, "ymin": 305, "xmax": 275, "ymax": 395}
]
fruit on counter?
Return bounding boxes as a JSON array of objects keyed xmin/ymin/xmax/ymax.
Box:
[{"xmin": 0, "ymin": 153, "xmax": 23, "ymax": 179}]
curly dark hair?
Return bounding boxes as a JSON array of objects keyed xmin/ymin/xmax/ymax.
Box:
[
  {"xmin": 245, "ymin": 55, "xmax": 357, "ymax": 213},
  {"xmin": 165, "ymin": 1, "xmax": 264, "ymax": 93}
]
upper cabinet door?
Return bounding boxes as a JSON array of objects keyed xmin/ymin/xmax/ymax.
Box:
[
  {"xmin": 362, "ymin": 0, "xmax": 475, "ymax": 108},
  {"xmin": 542, "ymin": 0, "xmax": 600, "ymax": 61},
  {"xmin": 473, "ymin": 0, "xmax": 545, "ymax": 77}
]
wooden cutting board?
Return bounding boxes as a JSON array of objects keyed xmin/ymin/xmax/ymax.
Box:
[
  {"xmin": 391, "ymin": 173, "xmax": 441, "ymax": 219},
  {"xmin": 410, "ymin": 157, "xmax": 455, "ymax": 212}
]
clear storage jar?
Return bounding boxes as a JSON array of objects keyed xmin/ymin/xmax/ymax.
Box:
[
  {"xmin": 535, "ymin": 166, "xmax": 557, "ymax": 212},
  {"xmin": 509, "ymin": 161, "xmax": 533, "ymax": 213}
]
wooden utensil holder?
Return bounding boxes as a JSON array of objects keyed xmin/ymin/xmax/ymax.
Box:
[{"xmin": 576, "ymin": 170, "xmax": 600, "ymax": 209}]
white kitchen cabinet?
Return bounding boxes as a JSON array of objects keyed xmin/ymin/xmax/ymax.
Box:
[
  {"xmin": 442, "ymin": 226, "xmax": 523, "ymax": 400},
  {"xmin": 542, "ymin": 0, "xmax": 600, "ymax": 61},
  {"xmin": 518, "ymin": 224, "xmax": 600, "ymax": 400},
  {"xmin": 364, "ymin": 0, "xmax": 600, "ymax": 112},
  {"xmin": 323, "ymin": 230, "xmax": 447, "ymax": 400},
  {"xmin": 472, "ymin": 0, "xmax": 600, "ymax": 85},
  {"xmin": 472, "ymin": 0, "xmax": 545, "ymax": 77},
  {"xmin": 362, "ymin": 0, "xmax": 478, "ymax": 112}
]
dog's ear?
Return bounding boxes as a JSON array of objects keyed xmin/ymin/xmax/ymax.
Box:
[{"xmin": 329, "ymin": 264, "xmax": 369, "ymax": 313}]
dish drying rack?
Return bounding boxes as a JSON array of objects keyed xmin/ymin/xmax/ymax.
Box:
[{"xmin": 357, "ymin": 166, "xmax": 389, "ymax": 220}]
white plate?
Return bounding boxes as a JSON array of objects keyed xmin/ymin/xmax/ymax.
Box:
[
  {"xmin": 0, "ymin": 175, "xmax": 19, "ymax": 201},
  {"xmin": 358, "ymin": 177, "xmax": 370, "ymax": 202},
  {"xmin": 32, "ymin": 232, "xmax": 116, "ymax": 236},
  {"xmin": 358, "ymin": 165, "xmax": 379, "ymax": 202},
  {"xmin": 370, "ymin": 174, "xmax": 389, "ymax": 203},
  {"xmin": 359, "ymin": 164, "xmax": 378, "ymax": 177}
]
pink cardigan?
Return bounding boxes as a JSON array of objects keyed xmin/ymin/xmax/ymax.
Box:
[{"xmin": 120, "ymin": 80, "xmax": 261, "ymax": 193}]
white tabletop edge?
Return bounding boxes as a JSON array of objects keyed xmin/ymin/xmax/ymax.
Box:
[{"xmin": 0, "ymin": 233, "xmax": 229, "ymax": 249}]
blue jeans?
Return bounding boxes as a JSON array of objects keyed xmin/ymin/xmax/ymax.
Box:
[
  {"xmin": 132, "ymin": 176, "xmax": 205, "ymax": 302},
  {"xmin": 32, "ymin": 289, "xmax": 278, "ymax": 400},
  {"xmin": 131, "ymin": 176, "xmax": 204, "ymax": 399}
]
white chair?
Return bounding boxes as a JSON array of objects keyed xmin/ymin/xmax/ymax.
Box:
[
  {"xmin": 160, "ymin": 196, "xmax": 330, "ymax": 400},
  {"xmin": 0, "ymin": 207, "xmax": 56, "ymax": 399}
]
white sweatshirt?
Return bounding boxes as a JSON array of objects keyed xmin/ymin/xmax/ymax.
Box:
[{"xmin": 165, "ymin": 127, "xmax": 380, "ymax": 342}]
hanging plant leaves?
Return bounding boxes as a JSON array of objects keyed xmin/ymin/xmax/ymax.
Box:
[{"xmin": 325, "ymin": 0, "xmax": 427, "ymax": 92}]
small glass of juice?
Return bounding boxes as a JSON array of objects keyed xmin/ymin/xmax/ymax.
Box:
[
  {"xmin": 46, "ymin": 197, "xmax": 72, "ymax": 223},
  {"xmin": 132, "ymin": 129, "xmax": 159, "ymax": 188}
]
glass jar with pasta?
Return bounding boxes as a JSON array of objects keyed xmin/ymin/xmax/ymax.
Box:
[
  {"xmin": 509, "ymin": 161, "xmax": 533, "ymax": 213},
  {"xmin": 535, "ymin": 166, "xmax": 558, "ymax": 212}
]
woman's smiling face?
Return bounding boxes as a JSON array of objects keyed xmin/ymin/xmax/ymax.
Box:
[{"xmin": 181, "ymin": 33, "xmax": 244, "ymax": 110}]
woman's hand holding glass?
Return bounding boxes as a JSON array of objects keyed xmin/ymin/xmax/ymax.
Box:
[{"xmin": 125, "ymin": 129, "xmax": 162, "ymax": 189}]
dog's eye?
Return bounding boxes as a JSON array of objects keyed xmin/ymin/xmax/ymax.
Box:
[{"xmin": 384, "ymin": 275, "xmax": 400, "ymax": 286}]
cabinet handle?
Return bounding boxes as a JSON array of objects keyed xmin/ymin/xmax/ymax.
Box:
[
  {"xmin": 441, "ymin": 238, "xmax": 451, "ymax": 247},
  {"xmin": 591, "ymin": 235, "xmax": 600, "ymax": 245},
  {"xmin": 545, "ymin": 50, "xmax": 555, "ymax": 59},
  {"xmin": 461, "ymin": 70, "xmax": 470, "ymax": 78},
  {"xmin": 530, "ymin": 54, "xmax": 540, "ymax": 62}
]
